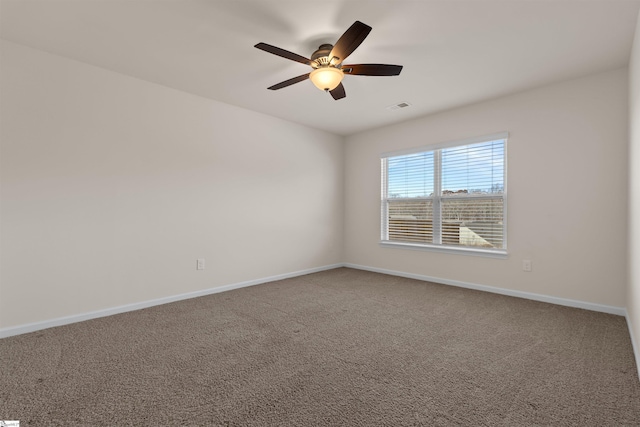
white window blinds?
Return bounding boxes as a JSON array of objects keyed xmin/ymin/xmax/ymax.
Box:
[{"xmin": 381, "ymin": 134, "xmax": 507, "ymax": 253}]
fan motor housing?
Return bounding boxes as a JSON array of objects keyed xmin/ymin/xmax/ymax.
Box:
[{"xmin": 311, "ymin": 44, "xmax": 334, "ymax": 66}]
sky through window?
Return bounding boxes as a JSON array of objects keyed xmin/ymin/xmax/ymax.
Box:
[{"xmin": 387, "ymin": 139, "xmax": 505, "ymax": 198}]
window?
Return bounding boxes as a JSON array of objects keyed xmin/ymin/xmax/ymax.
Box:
[{"xmin": 381, "ymin": 133, "xmax": 507, "ymax": 255}]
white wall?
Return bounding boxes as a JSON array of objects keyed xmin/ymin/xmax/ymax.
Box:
[
  {"xmin": 345, "ymin": 68, "xmax": 629, "ymax": 308},
  {"xmin": 0, "ymin": 40, "xmax": 344, "ymax": 330},
  {"xmin": 628, "ymin": 10, "xmax": 640, "ymax": 368}
]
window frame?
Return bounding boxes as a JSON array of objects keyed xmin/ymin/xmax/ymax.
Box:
[{"xmin": 380, "ymin": 132, "xmax": 508, "ymax": 258}]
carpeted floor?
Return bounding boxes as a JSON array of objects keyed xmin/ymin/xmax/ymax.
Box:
[{"xmin": 1, "ymin": 267, "xmax": 639, "ymax": 426}]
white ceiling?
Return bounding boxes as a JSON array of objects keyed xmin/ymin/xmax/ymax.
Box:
[{"xmin": 2, "ymin": 0, "xmax": 639, "ymax": 136}]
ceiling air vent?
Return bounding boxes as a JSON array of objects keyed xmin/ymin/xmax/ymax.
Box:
[{"xmin": 386, "ymin": 102, "xmax": 411, "ymax": 111}]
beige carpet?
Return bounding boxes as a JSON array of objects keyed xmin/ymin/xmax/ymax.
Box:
[{"xmin": 1, "ymin": 267, "xmax": 639, "ymax": 426}]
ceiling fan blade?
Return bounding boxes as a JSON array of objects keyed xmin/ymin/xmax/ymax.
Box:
[
  {"xmin": 255, "ymin": 42, "xmax": 311, "ymax": 65},
  {"xmin": 330, "ymin": 83, "xmax": 346, "ymax": 100},
  {"xmin": 267, "ymin": 73, "xmax": 310, "ymax": 90},
  {"xmin": 342, "ymin": 64, "xmax": 403, "ymax": 76},
  {"xmin": 329, "ymin": 21, "xmax": 372, "ymax": 65}
]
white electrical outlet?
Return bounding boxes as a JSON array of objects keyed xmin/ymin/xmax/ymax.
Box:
[
  {"xmin": 522, "ymin": 260, "xmax": 532, "ymax": 272},
  {"xmin": 197, "ymin": 258, "xmax": 205, "ymax": 270}
]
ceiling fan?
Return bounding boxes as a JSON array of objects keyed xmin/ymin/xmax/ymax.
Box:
[{"xmin": 255, "ymin": 21, "xmax": 403, "ymax": 100}]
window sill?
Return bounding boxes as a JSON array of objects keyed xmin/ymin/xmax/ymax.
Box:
[{"xmin": 379, "ymin": 241, "xmax": 508, "ymax": 259}]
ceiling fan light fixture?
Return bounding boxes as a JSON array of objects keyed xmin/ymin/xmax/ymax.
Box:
[
  {"xmin": 309, "ymin": 67, "xmax": 344, "ymax": 91},
  {"xmin": 255, "ymin": 21, "xmax": 402, "ymax": 100}
]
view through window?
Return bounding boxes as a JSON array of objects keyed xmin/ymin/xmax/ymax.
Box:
[{"xmin": 381, "ymin": 134, "xmax": 507, "ymax": 253}]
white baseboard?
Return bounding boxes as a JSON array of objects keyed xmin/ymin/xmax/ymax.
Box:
[
  {"xmin": 0, "ymin": 263, "xmax": 343, "ymax": 339},
  {"xmin": 0, "ymin": 262, "xmax": 629, "ymax": 340},
  {"xmin": 343, "ymin": 263, "xmax": 626, "ymax": 316}
]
